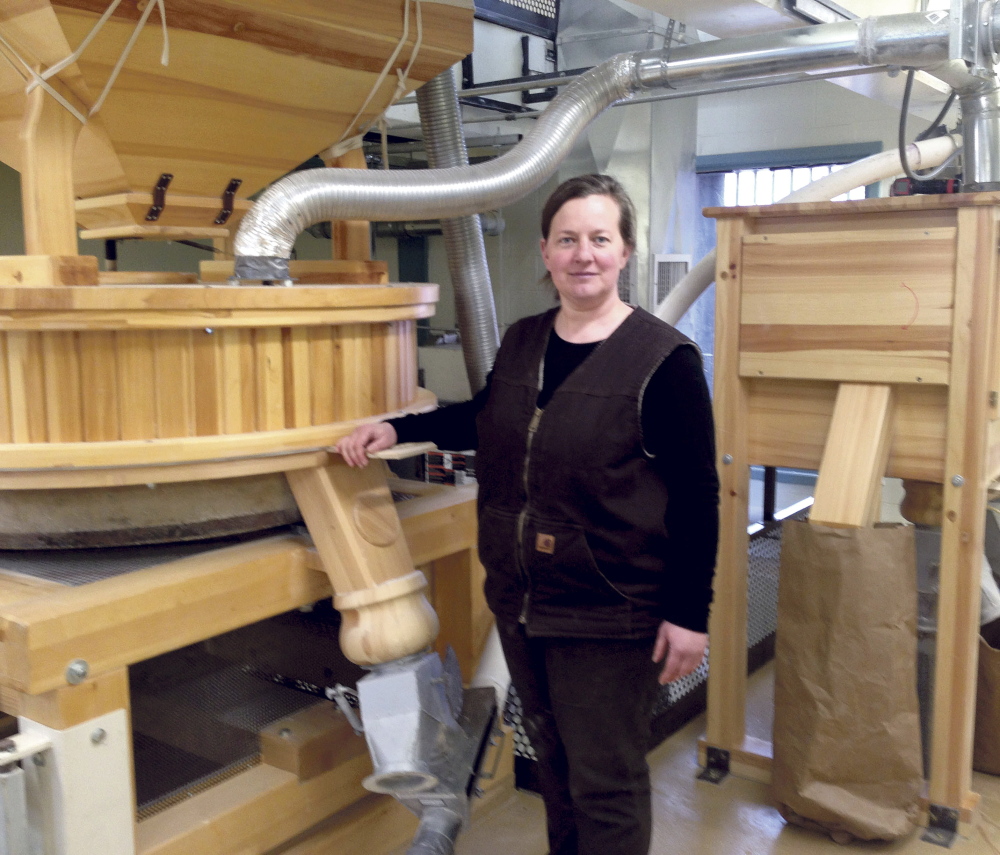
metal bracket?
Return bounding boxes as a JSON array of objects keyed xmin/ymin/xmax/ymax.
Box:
[
  {"xmin": 328, "ymin": 684, "xmax": 364, "ymax": 735},
  {"xmin": 214, "ymin": 178, "xmax": 243, "ymax": 225},
  {"xmin": 922, "ymin": 804, "xmax": 960, "ymax": 848},
  {"xmin": 145, "ymin": 173, "xmax": 173, "ymax": 222},
  {"xmin": 696, "ymin": 746, "xmax": 730, "ymax": 784}
]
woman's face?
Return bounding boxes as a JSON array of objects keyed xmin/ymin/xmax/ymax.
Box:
[{"xmin": 540, "ymin": 194, "xmax": 631, "ymax": 310}]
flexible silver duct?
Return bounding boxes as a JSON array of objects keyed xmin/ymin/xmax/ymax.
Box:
[
  {"xmin": 237, "ymin": 11, "xmax": 984, "ymax": 280},
  {"xmin": 406, "ymin": 807, "xmax": 463, "ymax": 855},
  {"xmin": 417, "ymin": 71, "xmax": 500, "ymax": 393}
]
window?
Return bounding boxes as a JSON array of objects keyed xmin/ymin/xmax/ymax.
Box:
[{"xmin": 722, "ymin": 163, "xmax": 867, "ymax": 207}]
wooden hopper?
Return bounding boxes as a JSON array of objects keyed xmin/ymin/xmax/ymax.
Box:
[{"xmin": 0, "ymin": 0, "xmax": 473, "ymax": 248}]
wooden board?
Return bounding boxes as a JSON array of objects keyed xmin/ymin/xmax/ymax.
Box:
[
  {"xmin": 738, "ymin": 228, "xmax": 955, "ymax": 385},
  {"xmin": 200, "ymin": 259, "xmax": 389, "ymax": 285},
  {"xmin": 809, "ymin": 383, "xmax": 895, "ymax": 528},
  {"xmin": 0, "ymin": 256, "xmax": 98, "ymax": 288},
  {"xmin": 76, "ymin": 193, "xmax": 252, "ymax": 231}
]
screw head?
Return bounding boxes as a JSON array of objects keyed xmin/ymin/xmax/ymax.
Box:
[
  {"xmin": 722, "ymin": 454, "xmax": 734, "ymax": 465},
  {"xmin": 32, "ymin": 754, "xmax": 45, "ymax": 767},
  {"xmin": 65, "ymin": 659, "xmax": 89, "ymax": 685},
  {"xmin": 951, "ymin": 474, "xmax": 965, "ymax": 487},
  {"xmin": 90, "ymin": 728, "xmax": 107, "ymax": 745},
  {"xmin": 279, "ymin": 728, "xmax": 292, "ymax": 739}
]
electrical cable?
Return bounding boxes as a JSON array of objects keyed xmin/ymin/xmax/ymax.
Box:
[{"xmin": 898, "ymin": 69, "xmax": 959, "ymax": 182}]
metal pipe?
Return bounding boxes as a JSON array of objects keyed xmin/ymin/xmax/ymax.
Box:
[
  {"xmin": 406, "ymin": 807, "xmax": 463, "ymax": 855},
  {"xmin": 961, "ymin": 86, "xmax": 1000, "ymax": 189},
  {"xmin": 373, "ymin": 212, "xmax": 505, "ymax": 239},
  {"xmin": 235, "ymin": 12, "xmax": 960, "ymax": 279},
  {"xmin": 417, "ymin": 71, "xmax": 500, "ymax": 393}
]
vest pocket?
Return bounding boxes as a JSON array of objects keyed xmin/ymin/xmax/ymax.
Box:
[{"xmin": 524, "ymin": 516, "xmax": 630, "ymax": 609}]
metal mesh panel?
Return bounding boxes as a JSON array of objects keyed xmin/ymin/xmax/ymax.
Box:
[
  {"xmin": 132, "ymin": 638, "xmax": 337, "ymax": 818},
  {"xmin": 496, "ymin": 0, "xmax": 556, "ymax": 16}
]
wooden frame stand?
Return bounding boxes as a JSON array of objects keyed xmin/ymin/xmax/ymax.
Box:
[{"xmin": 702, "ymin": 193, "xmax": 1000, "ymax": 823}]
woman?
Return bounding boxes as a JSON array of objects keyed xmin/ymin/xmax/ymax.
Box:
[{"xmin": 338, "ymin": 174, "xmax": 719, "ymax": 855}]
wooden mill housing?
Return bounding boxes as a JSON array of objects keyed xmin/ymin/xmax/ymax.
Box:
[{"xmin": 0, "ymin": 3, "xmax": 496, "ymax": 854}]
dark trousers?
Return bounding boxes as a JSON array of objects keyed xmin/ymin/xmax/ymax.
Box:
[{"xmin": 498, "ymin": 620, "xmax": 662, "ymax": 855}]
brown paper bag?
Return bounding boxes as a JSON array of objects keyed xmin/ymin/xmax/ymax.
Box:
[
  {"xmin": 772, "ymin": 521, "xmax": 923, "ymax": 841},
  {"xmin": 974, "ymin": 635, "xmax": 1000, "ymax": 774}
]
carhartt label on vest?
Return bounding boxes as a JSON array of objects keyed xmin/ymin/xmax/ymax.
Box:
[{"xmin": 536, "ymin": 533, "xmax": 555, "ymax": 554}]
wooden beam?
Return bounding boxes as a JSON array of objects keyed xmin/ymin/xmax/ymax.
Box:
[
  {"xmin": 929, "ymin": 206, "xmax": 998, "ymax": 811},
  {"xmin": 0, "ymin": 667, "xmax": 129, "ymax": 729},
  {"xmin": 809, "ymin": 383, "xmax": 895, "ymax": 528},
  {"xmin": 0, "ymin": 256, "xmax": 98, "ymax": 288},
  {"xmin": 0, "ymin": 535, "xmax": 325, "ymax": 694},
  {"xmin": 286, "ymin": 461, "xmax": 438, "ymax": 665},
  {"xmin": 20, "ymin": 79, "xmax": 83, "ymax": 257},
  {"xmin": 705, "ymin": 217, "xmax": 751, "ymax": 753}
]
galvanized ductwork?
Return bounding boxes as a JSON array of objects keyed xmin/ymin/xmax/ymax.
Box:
[
  {"xmin": 416, "ymin": 71, "xmax": 500, "ymax": 393},
  {"xmin": 234, "ymin": 10, "xmax": 1000, "ymax": 282}
]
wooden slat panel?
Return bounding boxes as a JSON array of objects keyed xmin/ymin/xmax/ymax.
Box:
[
  {"xmin": 116, "ymin": 330, "xmax": 158, "ymax": 441},
  {"xmin": 0, "ymin": 340, "xmax": 11, "ymax": 443},
  {"xmin": 6, "ymin": 332, "xmax": 43, "ymax": 442},
  {"xmin": 217, "ymin": 327, "xmax": 246, "ymax": 434},
  {"xmin": 370, "ymin": 323, "xmax": 388, "ymax": 414},
  {"xmin": 192, "ymin": 329, "xmax": 223, "ymax": 436},
  {"xmin": 745, "ymin": 378, "xmax": 947, "ymax": 482},
  {"xmin": 41, "ymin": 331, "xmax": 82, "ymax": 442},
  {"xmin": 80, "ymin": 332, "xmax": 120, "ymax": 442},
  {"xmin": 255, "ymin": 327, "xmax": 285, "ymax": 432},
  {"xmin": 284, "ymin": 327, "xmax": 312, "ymax": 428},
  {"xmin": 310, "ymin": 327, "xmax": 336, "ymax": 425},
  {"xmin": 739, "ymin": 227, "xmax": 956, "ymax": 385},
  {"xmin": 740, "ymin": 342, "xmax": 950, "ymax": 385},
  {"xmin": 385, "ymin": 321, "xmax": 403, "ymax": 412},
  {"xmin": 154, "ymin": 330, "xmax": 195, "ymax": 438},
  {"xmin": 336, "ymin": 324, "xmax": 373, "ymax": 421}
]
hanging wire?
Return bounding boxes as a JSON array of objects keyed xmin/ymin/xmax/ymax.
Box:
[{"xmin": 898, "ymin": 69, "xmax": 960, "ymax": 182}]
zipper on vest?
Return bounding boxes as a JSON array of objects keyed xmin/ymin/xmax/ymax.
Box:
[{"xmin": 517, "ymin": 406, "xmax": 544, "ymax": 624}]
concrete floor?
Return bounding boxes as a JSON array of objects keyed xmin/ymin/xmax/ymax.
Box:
[{"xmin": 442, "ymin": 662, "xmax": 1000, "ymax": 855}]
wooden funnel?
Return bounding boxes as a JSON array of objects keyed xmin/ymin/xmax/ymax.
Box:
[{"xmin": 0, "ymin": 1, "xmax": 473, "ymax": 246}]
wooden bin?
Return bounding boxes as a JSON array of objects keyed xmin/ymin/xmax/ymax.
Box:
[{"xmin": 703, "ymin": 192, "xmax": 1000, "ymax": 825}]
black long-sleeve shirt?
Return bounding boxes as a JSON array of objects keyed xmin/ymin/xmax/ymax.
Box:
[{"xmin": 390, "ymin": 330, "xmax": 720, "ymax": 632}]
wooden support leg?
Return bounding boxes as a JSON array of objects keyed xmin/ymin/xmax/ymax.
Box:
[
  {"xmin": 286, "ymin": 461, "xmax": 439, "ymax": 666},
  {"xmin": 810, "ymin": 383, "xmax": 895, "ymax": 528},
  {"xmin": 704, "ymin": 219, "xmax": 751, "ymax": 777},
  {"xmin": 925, "ymin": 207, "xmax": 997, "ymax": 827},
  {"xmin": 20, "ymin": 80, "xmax": 83, "ymax": 257},
  {"xmin": 17, "ymin": 668, "xmax": 135, "ymax": 855}
]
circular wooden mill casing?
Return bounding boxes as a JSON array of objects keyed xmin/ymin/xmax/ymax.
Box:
[{"xmin": 0, "ymin": 284, "xmax": 438, "ymax": 547}]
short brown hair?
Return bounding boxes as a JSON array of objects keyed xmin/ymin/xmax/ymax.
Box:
[{"xmin": 540, "ymin": 174, "xmax": 637, "ymax": 252}]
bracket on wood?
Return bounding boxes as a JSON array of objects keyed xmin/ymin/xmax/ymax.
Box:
[
  {"xmin": 921, "ymin": 804, "xmax": 959, "ymax": 847},
  {"xmin": 214, "ymin": 178, "xmax": 243, "ymax": 224},
  {"xmin": 696, "ymin": 746, "xmax": 730, "ymax": 784},
  {"xmin": 145, "ymin": 173, "xmax": 173, "ymax": 221}
]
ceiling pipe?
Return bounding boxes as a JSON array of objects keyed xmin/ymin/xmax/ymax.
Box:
[{"xmin": 234, "ymin": 11, "xmax": 979, "ymax": 281}]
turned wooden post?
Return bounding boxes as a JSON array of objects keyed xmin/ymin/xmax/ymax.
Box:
[{"xmin": 287, "ymin": 460, "xmax": 439, "ymax": 665}]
